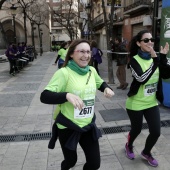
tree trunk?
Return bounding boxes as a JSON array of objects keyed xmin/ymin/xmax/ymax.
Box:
[{"xmin": 101, "ymin": 0, "xmax": 115, "ymax": 84}]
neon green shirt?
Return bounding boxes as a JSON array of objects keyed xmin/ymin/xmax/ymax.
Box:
[
  {"xmin": 58, "ymin": 48, "xmax": 68, "ymax": 61},
  {"xmin": 126, "ymin": 55, "xmax": 159, "ymax": 110},
  {"xmin": 45, "ymin": 66, "xmax": 104, "ymax": 129}
]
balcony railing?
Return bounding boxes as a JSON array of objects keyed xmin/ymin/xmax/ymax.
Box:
[
  {"xmin": 93, "ymin": 13, "xmax": 104, "ymax": 27},
  {"xmin": 124, "ymin": 0, "xmax": 151, "ymax": 14}
]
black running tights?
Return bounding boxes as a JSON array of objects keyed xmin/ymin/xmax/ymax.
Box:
[
  {"xmin": 127, "ymin": 106, "xmax": 161, "ymax": 155},
  {"xmin": 58, "ymin": 128, "xmax": 100, "ymax": 170}
]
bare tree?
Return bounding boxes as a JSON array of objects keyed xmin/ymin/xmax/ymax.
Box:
[
  {"xmin": 17, "ymin": 0, "xmax": 37, "ymax": 43},
  {"xmin": 27, "ymin": 1, "xmax": 49, "ymax": 55},
  {"xmin": 49, "ymin": 0, "xmax": 78, "ymax": 41}
]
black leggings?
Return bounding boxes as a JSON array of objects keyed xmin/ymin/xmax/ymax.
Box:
[
  {"xmin": 9, "ymin": 59, "xmax": 18, "ymax": 74},
  {"xmin": 92, "ymin": 59, "xmax": 99, "ymax": 75},
  {"xmin": 127, "ymin": 105, "xmax": 160, "ymax": 155},
  {"xmin": 58, "ymin": 128, "xmax": 100, "ymax": 170}
]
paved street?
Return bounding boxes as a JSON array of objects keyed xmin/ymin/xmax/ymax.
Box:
[{"xmin": 0, "ymin": 51, "xmax": 170, "ymax": 170}]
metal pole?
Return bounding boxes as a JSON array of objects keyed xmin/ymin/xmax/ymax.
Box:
[
  {"xmin": 152, "ymin": 0, "xmax": 159, "ymax": 40},
  {"xmin": 40, "ymin": 33, "xmax": 43, "ymax": 56},
  {"xmin": 13, "ymin": 15, "xmax": 16, "ymax": 44}
]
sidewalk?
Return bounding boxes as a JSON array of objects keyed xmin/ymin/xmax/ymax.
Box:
[{"xmin": 0, "ymin": 52, "xmax": 170, "ymax": 170}]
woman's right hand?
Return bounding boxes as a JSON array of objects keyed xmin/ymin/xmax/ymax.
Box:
[{"xmin": 66, "ymin": 93, "xmax": 84, "ymax": 110}]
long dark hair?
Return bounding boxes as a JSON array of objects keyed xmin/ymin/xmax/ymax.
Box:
[
  {"xmin": 128, "ymin": 30, "xmax": 151, "ymax": 59},
  {"xmin": 90, "ymin": 40, "xmax": 97, "ymax": 48},
  {"xmin": 63, "ymin": 39, "xmax": 90, "ymax": 67}
]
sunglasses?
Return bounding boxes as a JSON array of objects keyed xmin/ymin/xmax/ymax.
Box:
[{"xmin": 140, "ymin": 38, "xmax": 155, "ymax": 43}]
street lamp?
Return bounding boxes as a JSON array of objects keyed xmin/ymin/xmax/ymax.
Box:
[
  {"xmin": 49, "ymin": 32, "xmax": 53, "ymax": 51},
  {"xmin": 40, "ymin": 29, "xmax": 43, "ymax": 56},
  {"xmin": 31, "ymin": 21, "xmax": 36, "ymax": 59},
  {"xmin": 10, "ymin": 4, "xmax": 18, "ymax": 44}
]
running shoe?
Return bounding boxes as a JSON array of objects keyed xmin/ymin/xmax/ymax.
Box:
[
  {"xmin": 125, "ymin": 143, "xmax": 135, "ymax": 159},
  {"xmin": 141, "ymin": 151, "xmax": 158, "ymax": 167}
]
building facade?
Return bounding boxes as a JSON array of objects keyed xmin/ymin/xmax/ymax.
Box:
[
  {"xmin": 89, "ymin": 0, "xmax": 162, "ymax": 50},
  {"xmin": 0, "ymin": 0, "xmax": 50, "ymax": 52},
  {"xmin": 47, "ymin": 0, "xmax": 81, "ymax": 44}
]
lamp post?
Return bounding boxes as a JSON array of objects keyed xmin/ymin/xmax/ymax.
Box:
[
  {"xmin": 49, "ymin": 32, "xmax": 53, "ymax": 51},
  {"xmin": 40, "ymin": 29, "xmax": 43, "ymax": 56},
  {"xmin": 31, "ymin": 21, "xmax": 36, "ymax": 59},
  {"xmin": 10, "ymin": 4, "xmax": 18, "ymax": 44}
]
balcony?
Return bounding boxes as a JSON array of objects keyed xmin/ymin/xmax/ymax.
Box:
[
  {"xmin": 93, "ymin": 13, "xmax": 104, "ymax": 28},
  {"xmin": 124, "ymin": 0, "xmax": 151, "ymax": 15}
]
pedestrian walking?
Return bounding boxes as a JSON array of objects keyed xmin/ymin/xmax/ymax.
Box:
[
  {"xmin": 114, "ymin": 36, "xmax": 128, "ymax": 89},
  {"xmin": 109, "ymin": 39, "xmax": 116, "ymax": 60},
  {"xmin": 40, "ymin": 39, "xmax": 114, "ymax": 170},
  {"xmin": 90, "ymin": 40, "xmax": 103, "ymax": 75},
  {"xmin": 125, "ymin": 30, "xmax": 170, "ymax": 167}
]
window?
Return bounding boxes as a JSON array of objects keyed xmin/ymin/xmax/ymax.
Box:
[
  {"xmin": 53, "ymin": 6, "xmax": 61, "ymax": 11},
  {"xmin": 56, "ymin": 29, "xmax": 62, "ymax": 34},
  {"xmin": 53, "ymin": 0, "xmax": 60, "ymax": 2},
  {"xmin": 53, "ymin": 22, "xmax": 61, "ymax": 26}
]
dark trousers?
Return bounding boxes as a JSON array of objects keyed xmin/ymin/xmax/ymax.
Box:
[
  {"xmin": 92, "ymin": 60, "xmax": 99, "ymax": 75},
  {"xmin": 8, "ymin": 59, "xmax": 18, "ymax": 74},
  {"xmin": 58, "ymin": 128, "xmax": 100, "ymax": 170},
  {"xmin": 116, "ymin": 65, "xmax": 126, "ymax": 86},
  {"xmin": 127, "ymin": 106, "xmax": 160, "ymax": 154}
]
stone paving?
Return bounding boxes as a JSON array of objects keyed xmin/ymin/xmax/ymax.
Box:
[{"xmin": 0, "ymin": 52, "xmax": 170, "ymax": 170}]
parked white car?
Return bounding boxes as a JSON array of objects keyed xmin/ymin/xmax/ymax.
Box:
[{"xmin": 0, "ymin": 54, "xmax": 8, "ymax": 62}]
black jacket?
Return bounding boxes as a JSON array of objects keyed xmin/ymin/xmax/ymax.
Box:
[
  {"xmin": 115, "ymin": 42, "xmax": 127, "ymax": 66},
  {"xmin": 127, "ymin": 53, "xmax": 170, "ymax": 103}
]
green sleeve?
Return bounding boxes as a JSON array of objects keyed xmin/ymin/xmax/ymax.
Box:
[
  {"xmin": 45, "ymin": 68, "xmax": 68, "ymax": 92},
  {"xmin": 57, "ymin": 49, "xmax": 62, "ymax": 56}
]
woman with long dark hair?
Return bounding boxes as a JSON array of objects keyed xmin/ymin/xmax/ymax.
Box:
[{"xmin": 125, "ymin": 30, "xmax": 170, "ymax": 167}]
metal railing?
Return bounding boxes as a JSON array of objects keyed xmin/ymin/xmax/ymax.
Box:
[
  {"xmin": 93, "ymin": 13, "xmax": 104, "ymax": 27},
  {"xmin": 124, "ymin": 0, "xmax": 151, "ymax": 12}
]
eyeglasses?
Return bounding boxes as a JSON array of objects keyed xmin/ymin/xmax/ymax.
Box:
[
  {"xmin": 140, "ymin": 38, "xmax": 155, "ymax": 43},
  {"xmin": 74, "ymin": 50, "xmax": 92, "ymax": 55}
]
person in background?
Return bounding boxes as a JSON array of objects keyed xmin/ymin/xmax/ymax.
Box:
[
  {"xmin": 21, "ymin": 42, "xmax": 27, "ymax": 52},
  {"xmin": 90, "ymin": 40, "xmax": 103, "ymax": 75},
  {"xmin": 114, "ymin": 36, "xmax": 128, "ymax": 90},
  {"xmin": 53, "ymin": 41, "xmax": 68, "ymax": 68},
  {"xmin": 40, "ymin": 39, "xmax": 114, "ymax": 170},
  {"xmin": 125, "ymin": 30, "xmax": 170, "ymax": 167},
  {"xmin": 6, "ymin": 43, "xmax": 19, "ymax": 76},
  {"xmin": 109, "ymin": 39, "xmax": 116, "ymax": 61}
]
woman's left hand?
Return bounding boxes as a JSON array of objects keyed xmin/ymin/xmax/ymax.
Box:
[
  {"xmin": 104, "ymin": 88, "xmax": 115, "ymax": 98},
  {"xmin": 160, "ymin": 42, "xmax": 169, "ymax": 54}
]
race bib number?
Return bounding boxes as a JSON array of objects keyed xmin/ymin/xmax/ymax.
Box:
[
  {"xmin": 144, "ymin": 83, "xmax": 157, "ymax": 96},
  {"xmin": 74, "ymin": 99, "xmax": 94, "ymax": 119}
]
